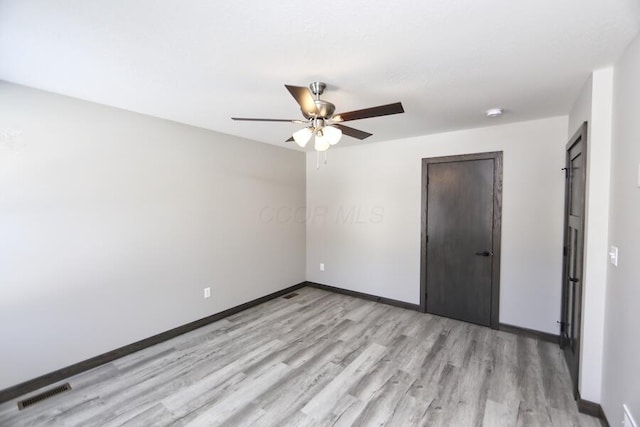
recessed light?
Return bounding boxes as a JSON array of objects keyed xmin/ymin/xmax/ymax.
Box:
[{"xmin": 486, "ymin": 108, "xmax": 504, "ymax": 118}]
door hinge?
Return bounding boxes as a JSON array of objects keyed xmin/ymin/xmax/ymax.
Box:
[
  {"xmin": 563, "ymin": 246, "xmax": 568, "ymax": 256},
  {"xmin": 557, "ymin": 320, "xmax": 570, "ymax": 332}
]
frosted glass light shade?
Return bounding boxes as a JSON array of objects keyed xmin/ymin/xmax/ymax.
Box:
[
  {"xmin": 323, "ymin": 125, "xmax": 342, "ymax": 145},
  {"xmin": 292, "ymin": 127, "xmax": 313, "ymax": 147},
  {"xmin": 314, "ymin": 134, "xmax": 330, "ymax": 151}
]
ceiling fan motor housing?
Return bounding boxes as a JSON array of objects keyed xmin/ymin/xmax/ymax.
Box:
[
  {"xmin": 301, "ymin": 81, "xmax": 336, "ymax": 119},
  {"xmin": 303, "ymin": 100, "xmax": 335, "ymax": 119}
]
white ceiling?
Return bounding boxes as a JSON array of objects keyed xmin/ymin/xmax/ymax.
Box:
[{"xmin": 1, "ymin": 0, "xmax": 639, "ymax": 150}]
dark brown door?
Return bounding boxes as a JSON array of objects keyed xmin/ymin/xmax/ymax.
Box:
[
  {"xmin": 421, "ymin": 152, "xmax": 502, "ymax": 328},
  {"xmin": 561, "ymin": 123, "xmax": 587, "ymax": 397}
]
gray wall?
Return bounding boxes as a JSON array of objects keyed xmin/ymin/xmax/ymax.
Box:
[
  {"xmin": 0, "ymin": 82, "xmax": 306, "ymax": 390},
  {"xmin": 602, "ymin": 33, "xmax": 640, "ymax": 426},
  {"xmin": 306, "ymin": 117, "xmax": 568, "ymax": 334}
]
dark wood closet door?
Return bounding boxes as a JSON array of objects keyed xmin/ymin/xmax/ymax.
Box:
[
  {"xmin": 425, "ymin": 158, "xmax": 495, "ymax": 326},
  {"xmin": 561, "ymin": 122, "xmax": 587, "ymax": 397}
]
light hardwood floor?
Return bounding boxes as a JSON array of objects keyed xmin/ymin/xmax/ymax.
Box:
[{"xmin": 0, "ymin": 287, "xmax": 601, "ymax": 427}]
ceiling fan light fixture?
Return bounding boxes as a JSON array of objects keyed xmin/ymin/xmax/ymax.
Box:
[
  {"xmin": 292, "ymin": 127, "xmax": 313, "ymax": 147},
  {"xmin": 314, "ymin": 134, "xmax": 330, "ymax": 152},
  {"xmin": 323, "ymin": 125, "xmax": 342, "ymax": 145}
]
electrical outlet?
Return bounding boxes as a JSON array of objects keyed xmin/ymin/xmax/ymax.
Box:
[
  {"xmin": 320, "ymin": 263, "xmax": 325, "ymax": 271},
  {"xmin": 204, "ymin": 287, "xmax": 211, "ymax": 299}
]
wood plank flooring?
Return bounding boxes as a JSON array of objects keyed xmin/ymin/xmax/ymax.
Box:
[{"xmin": 0, "ymin": 287, "xmax": 601, "ymax": 426}]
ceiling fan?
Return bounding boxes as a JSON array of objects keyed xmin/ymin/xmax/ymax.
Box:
[{"xmin": 232, "ymin": 82, "xmax": 404, "ymax": 152}]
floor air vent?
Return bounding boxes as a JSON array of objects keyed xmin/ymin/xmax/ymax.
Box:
[
  {"xmin": 17, "ymin": 383, "xmax": 72, "ymax": 410},
  {"xmin": 282, "ymin": 293, "xmax": 299, "ymax": 299}
]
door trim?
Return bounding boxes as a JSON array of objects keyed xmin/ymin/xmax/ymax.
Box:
[{"xmin": 420, "ymin": 151, "xmax": 503, "ymax": 329}]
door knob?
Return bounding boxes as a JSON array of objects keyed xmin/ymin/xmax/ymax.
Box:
[{"xmin": 475, "ymin": 251, "xmax": 491, "ymax": 257}]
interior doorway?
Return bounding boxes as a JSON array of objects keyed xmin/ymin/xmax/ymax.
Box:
[
  {"xmin": 420, "ymin": 152, "xmax": 503, "ymax": 328},
  {"xmin": 560, "ymin": 122, "xmax": 588, "ymax": 397}
]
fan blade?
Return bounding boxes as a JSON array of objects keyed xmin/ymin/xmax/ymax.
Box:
[
  {"xmin": 333, "ymin": 124, "xmax": 373, "ymax": 140},
  {"xmin": 285, "ymin": 136, "xmax": 294, "ymax": 142},
  {"xmin": 334, "ymin": 102, "xmax": 404, "ymax": 122},
  {"xmin": 285, "ymin": 85, "xmax": 318, "ymax": 116},
  {"xmin": 232, "ymin": 117, "xmax": 305, "ymax": 123}
]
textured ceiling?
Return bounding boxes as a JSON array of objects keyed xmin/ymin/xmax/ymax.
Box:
[{"xmin": 1, "ymin": 0, "xmax": 639, "ymax": 150}]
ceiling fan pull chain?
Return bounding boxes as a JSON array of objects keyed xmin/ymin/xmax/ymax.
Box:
[
  {"xmin": 316, "ymin": 151, "xmax": 320, "ymax": 169},
  {"xmin": 324, "ymin": 150, "xmax": 327, "ymax": 165}
]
